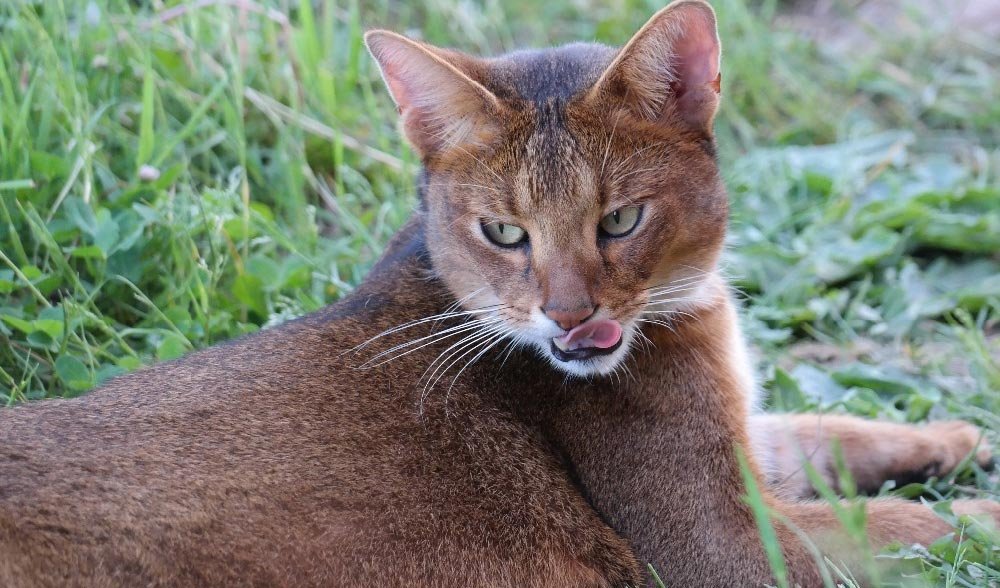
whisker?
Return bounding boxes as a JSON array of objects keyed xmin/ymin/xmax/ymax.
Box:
[
  {"xmin": 451, "ymin": 144, "xmax": 507, "ymax": 185},
  {"xmin": 640, "ymin": 275, "xmax": 704, "ymax": 292},
  {"xmin": 419, "ymin": 322, "xmax": 505, "ymax": 389},
  {"xmin": 633, "ymin": 327, "xmax": 653, "ymax": 352},
  {"xmin": 642, "ymin": 308, "xmax": 699, "ymax": 323},
  {"xmin": 641, "ymin": 285, "xmax": 699, "ymax": 300},
  {"xmin": 497, "ymin": 336, "xmax": 522, "ymax": 372},
  {"xmin": 357, "ymin": 318, "xmax": 500, "ymax": 369},
  {"xmin": 445, "ymin": 328, "xmax": 511, "ymax": 394},
  {"xmin": 636, "ymin": 318, "xmax": 678, "ymax": 335},
  {"xmin": 350, "ymin": 304, "xmax": 508, "ymax": 353},
  {"xmin": 421, "ymin": 324, "xmax": 507, "ymax": 401},
  {"xmin": 643, "ymin": 294, "xmax": 703, "ymax": 309},
  {"xmin": 418, "ymin": 329, "xmax": 498, "ymax": 412},
  {"xmin": 434, "ymin": 287, "xmax": 488, "ymax": 328},
  {"xmin": 677, "ymin": 264, "xmax": 715, "ymax": 277},
  {"xmin": 618, "ymin": 288, "xmax": 701, "ymax": 313},
  {"xmin": 620, "ymin": 361, "xmax": 636, "ymax": 385}
]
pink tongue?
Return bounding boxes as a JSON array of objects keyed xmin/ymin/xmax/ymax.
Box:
[{"xmin": 557, "ymin": 319, "xmax": 623, "ymax": 349}]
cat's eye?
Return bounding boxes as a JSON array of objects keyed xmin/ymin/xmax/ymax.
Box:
[
  {"xmin": 599, "ymin": 206, "xmax": 642, "ymax": 238},
  {"xmin": 481, "ymin": 221, "xmax": 527, "ymax": 248}
]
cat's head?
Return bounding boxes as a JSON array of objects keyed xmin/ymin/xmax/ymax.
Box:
[{"xmin": 366, "ymin": 0, "xmax": 727, "ymax": 377}]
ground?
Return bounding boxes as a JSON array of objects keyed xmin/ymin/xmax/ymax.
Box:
[{"xmin": 0, "ymin": 0, "xmax": 998, "ymax": 585}]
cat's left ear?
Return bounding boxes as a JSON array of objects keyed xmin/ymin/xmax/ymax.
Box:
[{"xmin": 585, "ymin": 0, "xmax": 721, "ymax": 132}]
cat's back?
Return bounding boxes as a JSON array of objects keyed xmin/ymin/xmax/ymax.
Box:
[
  {"xmin": 0, "ymin": 219, "xmax": 442, "ymax": 475},
  {"xmin": 0, "ymin": 223, "xmax": 638, "ymax": 587},
  {"xmin": 0, "ymin": 281, "xmax": 424, "ymax": 584}
]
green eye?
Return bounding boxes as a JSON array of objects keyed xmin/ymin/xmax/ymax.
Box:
[
  {"xmin": 599, "ymin": 206, "xmax": 642, "ymax": 237},
  {"xmin": 481, "ymin": 221, "xmax": 527, "ymax": 247}
]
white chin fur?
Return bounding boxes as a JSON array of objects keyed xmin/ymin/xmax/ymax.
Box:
[{"xmin": 535, "ymin": 325, "xmax": 637, "ymax": 378}]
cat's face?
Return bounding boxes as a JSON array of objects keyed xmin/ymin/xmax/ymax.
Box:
[{"xmin": 368, "ymin": 0, "xmax": 725, "ymax": 376}]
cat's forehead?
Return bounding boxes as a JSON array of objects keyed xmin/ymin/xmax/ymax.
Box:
[
  {"xmin": 509, "ymin": 111, "xmax": 598, "ymax": 214},
  {"xmin": 485, "ymin": 43, "xmax": 616, "ymax": 103}
]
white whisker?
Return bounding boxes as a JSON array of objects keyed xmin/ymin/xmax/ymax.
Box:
[
  {"xmin": 445, "ymin": 327, "xmax": 511, "ymax": 395},
  {"xmin": 419, "ymin": 324, "xmax": 507, "ymax": 402},
  {"xmin": 350, "ymin": 304, "xmax": 505, "ymax": 353},
  {"xmin": 358, "ymin": 318, "xmax": 500, "ymax": 369},
  {"xmin": 637, "ymin": 317, "xmax": 679, "ymax": 335}
]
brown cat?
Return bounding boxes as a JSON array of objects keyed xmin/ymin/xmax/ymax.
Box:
[{"xmin": 1, "ymin": 1, "xmax": 996, "ymax": 586}]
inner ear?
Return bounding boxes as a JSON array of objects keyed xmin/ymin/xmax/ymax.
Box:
[
  {"xmin": 585, "ymin": 0, "xmax": 721, "ymax": 131},
  {"xmin": 365, "ymin": 31, "xmax": 507, "ymax": 157}
]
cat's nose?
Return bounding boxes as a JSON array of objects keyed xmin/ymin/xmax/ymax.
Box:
[{"xmin": 542, "ymin": 306, "xmax": 596, "ymax": 331}]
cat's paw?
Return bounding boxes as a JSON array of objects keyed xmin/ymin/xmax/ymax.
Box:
[
  {"xmin": 952, "ymin": 499, "xmax": 1000, "ymax": 530},
  {"xmin": 922, "ymin": 420, "xmax": 994, "ymax": 475}
]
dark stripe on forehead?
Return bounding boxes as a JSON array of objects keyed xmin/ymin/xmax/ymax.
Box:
[
  {"xmin": 523, "ymin": 102, "xmax": 586, "ymax": 208},
  {"xmin": 486, "ymin": 43, "xmax": 616, "ymax": 103}
]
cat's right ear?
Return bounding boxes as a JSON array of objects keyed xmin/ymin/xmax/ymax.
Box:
[
  {"xmin": 365, "ymin": 31, "xmax": 505, "ymax": 157},
  {"xmin": 585, "ymin": 0, "xmax": 721, "ymax": 133}
]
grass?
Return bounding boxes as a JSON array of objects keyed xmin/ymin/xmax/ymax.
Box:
[{"xmin": 1, "ymin": 0, "xmax": 998, "ymax": 584}]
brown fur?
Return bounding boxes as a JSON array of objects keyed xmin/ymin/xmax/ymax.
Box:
[
  {"xmin": 1, "ymin": 1, "xmax": 996, "ymax": 586},
  {"xmin": 752, "ymin": 414, "xmax": 994, "ymax": 498}
]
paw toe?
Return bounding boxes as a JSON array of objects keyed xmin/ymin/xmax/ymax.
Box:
[{"xmin": 924, "ymin": 420, "xmax": 993, "ymax": 471}]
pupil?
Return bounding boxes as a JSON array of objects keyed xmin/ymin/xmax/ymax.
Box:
[
  {"xmin": 613, "ymin": 211, "xmax": 620, "ymax": 224},
  {"xmin": 498, "ymin": 224, "xmax": 505, "ymax": 234}
]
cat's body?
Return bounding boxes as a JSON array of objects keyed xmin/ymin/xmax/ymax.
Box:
[
  {"xmin": 0, "ymin": 222, "xmax": 639, "ymax": 586},
  {"xmin": 2, "ymin": 2, "xmax": 997, "ymax": 586},
  {"xmin": 12, "ymin": 220, "xmax": 612, "ymax": 586},
  {"xmin": 3, "ymin": 220, "xmax": 990, "ymax": 587}
]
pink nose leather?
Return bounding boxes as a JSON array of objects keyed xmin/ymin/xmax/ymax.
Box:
[{"xmin": 555, "ymin": 319, "xmax": 623, "ymax": 350}]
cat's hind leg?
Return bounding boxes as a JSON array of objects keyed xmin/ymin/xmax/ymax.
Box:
[{"xmin": 750, "ymin": 413, "xmax": 994, "ymax": 499}]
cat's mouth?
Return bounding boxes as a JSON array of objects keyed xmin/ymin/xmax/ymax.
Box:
[{"xmin": 550, "ymin": 319, "xmax": 623, "ymax": 362}]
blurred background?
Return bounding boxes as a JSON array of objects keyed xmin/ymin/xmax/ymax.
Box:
[
  {"xmin": 1, "ymin": 0, "xmax": 999, "ymax": 583},
  {"xmin": 2, "ymin": 0, "xmax": 999, "ymax": 424}
]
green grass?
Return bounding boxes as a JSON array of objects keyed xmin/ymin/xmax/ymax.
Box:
[{"xmin": 1, "ymin": 0, "xmax": 998, "ymax": 584}]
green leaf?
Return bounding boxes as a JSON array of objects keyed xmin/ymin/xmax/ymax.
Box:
[
  {"xmin": 156, "ymin": 333, "xmax": 189, "ymax": 361},
  {"xmin": 117, "ymin": 356, "xmax": 144, "ymax": 372},
  {"xmin": 1, "ymin": 315, "xmax": 34, "ymax": 335},
  {"xmin": 70, "ymin": 245, "xmax": 105, "ymax": 259},
  {"xmin": 790, "ymin": 364, "xmax": 845, "ymax": 405},
  {"xmin": 0, "ymin": 270, "xmax": 14, "ymax": 294},
  {"xmin": 55, "ymin": 355, "xmax": 94, "ymax": 391},
  {"xmin": 810, "ymin": 226, "xmax": 900, "ymax": 283},
  {"xmin": 232, "ymin": 273, "xmax": 267, "ymax": 317},
  {"xmin": 64, "ymin": 196, "xmax": 99, "ymax": 236},
  {"xmin": 832, "ymin": 363, "xmax": 924, "ymax": 397},
  {"xmin": 96, "ymin": 364, "xmax": 127, "ymax": 385},
  {"xmin": 93, "ymin": 209, "xmax": 120, "ymax": 254},
  {"xmin": 31, "ymin": 319, "xmax": 63, "ymax": 340},
  {"xmin": 767, "ymin": 367, "xmax": 810, "ymax": 411},
  {"xmin": 246, "ymin": 256, "xmax": 280, "ymax": 291}
]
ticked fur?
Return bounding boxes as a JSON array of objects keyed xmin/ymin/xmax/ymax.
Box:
[{"xmin": 0, "ymin": 2, "xmax": 997, "ymax": 587}]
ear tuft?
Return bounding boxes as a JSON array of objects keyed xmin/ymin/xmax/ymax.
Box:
[
  {"xmin": 587, "ymin": 0, "xmax": 721, "ymax": 131},
  {"xmin": 365, "ymin": 30, "xmax": 504, "ymax": 157}
]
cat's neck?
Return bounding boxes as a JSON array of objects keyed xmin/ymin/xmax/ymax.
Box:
[
  {"xmin": 520, "ymin": 282, "xmax": 783, "ymax": 580},
  {"xmin": 347, "ymin": 217, "xmax": 815, "ymax": 583}
]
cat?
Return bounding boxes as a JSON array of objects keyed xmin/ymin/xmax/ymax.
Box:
[{"xmin": 1, "ymin": 0, "xmax": 996, "ymax": 586}]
